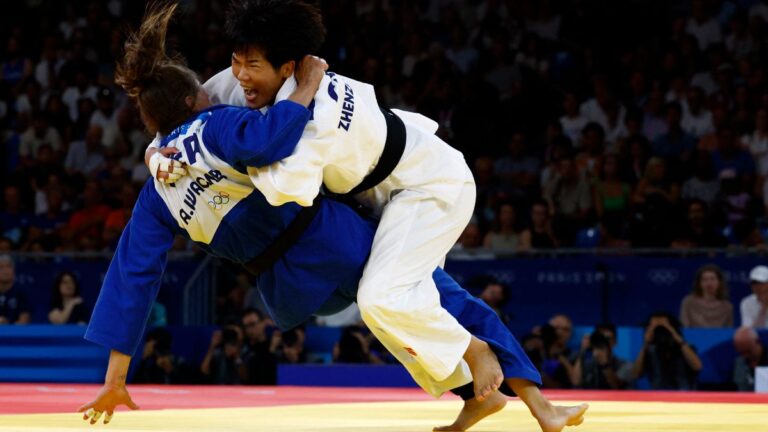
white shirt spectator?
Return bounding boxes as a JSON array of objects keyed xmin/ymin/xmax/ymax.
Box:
[
  {"xmin": 19, "ymin": 127, "xmax": 61, "ymax": 158},
  {"xmin": 740, "ymin": 294, "xmax": 768, "ymax": 328},
  {"xmin": 743, "ymin": 132, "xmax": 768, "ymax": 176},
  {"xmin": 90, "ymin": 109, "xmax": 120, "ymax": 148},
  {"xmin": 62, "ymin": 85, "xmax": 98, "ymax": 121},
  {"xmin": 685, "ymin": 17, "xmax": 723, "ymax": 51},
  {"xmin": 560, "ymin": 115, "xmax": 589, "ymax": 147},
  {"xmin": 64, "ymin": 139, "xmax": 105, "ymax": 175},
  {"xmin": 580, "ymin": 98, "xmax": 627, "ymax": 136},
  {"xmin": 682, "ymin": 109, "xmax": 715, "ymax": 138},
  {"xmin": 690, "ymin": 71, "xmax": 718, "ymax": 95},
  {"xmin": 34, "ymin": 58, "xmax": 64, "ymax": 90}
]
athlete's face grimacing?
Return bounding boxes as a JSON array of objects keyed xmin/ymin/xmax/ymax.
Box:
[{"xmin": 231, "ymin": 48, "xmax": 294, "ymax": 109}]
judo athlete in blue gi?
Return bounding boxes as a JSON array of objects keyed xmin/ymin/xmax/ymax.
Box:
[{"xmin": 79, "ymin": 4, "xmax": 587, "ymax": 432}]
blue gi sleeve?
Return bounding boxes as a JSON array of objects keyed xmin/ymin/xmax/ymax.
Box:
[
  {"xmin": 84, "ymin": 184, "xmax": 175, "ymax": 356},
  {"xmin": 202, "ymin": 101, "xmax": 310, "ymax": 167}
]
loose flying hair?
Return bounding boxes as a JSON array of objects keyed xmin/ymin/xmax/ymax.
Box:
[
  {"xmin": 225, "ymin": 0, "xmax": 326, "ymax": 68},
  {"xmin": 691, "ymin": 264, "xmax": 729, "ymax": 300},
  {"xmin": 114, "ymin": 2, "xmax": 200, "ymax": 135}
]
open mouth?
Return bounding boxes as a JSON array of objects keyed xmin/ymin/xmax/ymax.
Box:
[{"xmin": 241, "ymin": 87, "xmax": 258, "ymax": 104}]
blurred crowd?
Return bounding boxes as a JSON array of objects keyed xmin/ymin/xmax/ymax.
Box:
[
  {"xmin": 2, "ymin": 0, "xmax": 768, "ymax": 391},
  {"xmin": 4, "ymin": 0, "xmax": 768, "ymax": 252}
]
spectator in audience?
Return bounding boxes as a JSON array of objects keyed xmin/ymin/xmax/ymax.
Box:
[
  {"xmin": 544, "ymin": 156, "xmax": 592, "ymax": 245},
  {"xmin": 241, "ymin": 308, "xmax": 277, "ymax": 385},
  {"xmin": 575, "ymin": 122, "xmax": 606, "ymax": 178},
  {"xmin": 672, "ymin": 200, "xmax": 728, "ymax": 248},
  {"xmin": 18, "ymin": 111, "xmax": 62, "ymax": 168},
  {"xmin": 333, "ymin": 325, "xmax": 383, "ymax": 364},
  {"xmin": 494, "ymin": 131, "xmax": 540, "ymax": 202},
  {"xmin": 272, "ymin": 328, "xmax": 306, "ymax": 364},
  {"xmin": 89, "ymin": 87, "xmax": 120, "ymax": 148},
  {"xmin": 741, "ymin": 108, "xmax": 768, "ymax": 188},
  {"xmin": 652, "ymin": 102, "xmax": 696, "ymax": 169},
  {"xmin": 711, "ymin": 124, "xmax": 756, "ymax": 187},
  {"xmin": 452, "ymin": 219, "xmax": 484, "ymax": 252},
  {"xmin": 631, "ymin": 157, "xmax": 680, "ymax": 247},
  {"xmin": 47, "ymin": 271, "xmax": 89, "ymax": 324},
  {"xmin": 531, "ymin": 323, "xmax": 575, "ymax": 388},
  {"xmin": 571, "ymin": 323, "xmax": 634, "ymax": 389},
  {"xmin": 483, "ymin": 202, "xmax": 521, "ymax": 254},
  {"xmin": 732, "ymin": 326, "xmax": 768, "ymax": 391},
  {"xmin": 681, "ymin": 86, "xmax": 715, "ymax": 138},
  {"xmin": 633, "ymin": 312, "xmax": 702, "ymax": 390},
  {"xmin": 135, "ymin": 328, "xmax": 194, "ymax": 384},
  {"xmin": 63, "ymin": 180, "xmax": 112, "ymax": 250},
  {"xmin": 0, "ymin": 255, "xmax": 29, "ymax": 324},
  {"xmin": 64, "ymin": 125, "xmax": 106, "ymax": 177},
  {"xmin": 740, "ymin": 265, "xmax": 768, "ymax": 328},
  {"xmin": 201, "ymin": 327, "xmax": 246, "ymax": 385},
  {"xmin": 520, "ymin": 199, "xmax": 559, "ymax": 250},
  {"xmin": 479, "ymin": 279, "xmax": 511, "ymax": 325},
  {"xmin": 102, "ymin": 184, "xmax": 136, "ymax": 250},
  {"xmin": 681, "ymin": 151, "xmax": 721, "ymax": 206},
  {"xmin": 0, "ymin": 185, "xmax": 32, "ymax": 246},
  {"xmin": 592, "ymin": 154, "xmax": 631, "ymax": 236},
  {"xmin": 679, "ymin": 264, "xmax": 733, "ymax": 328},
  {"xmin": 560, "ymin": 91, "xmax": 588, "ymax": 146},
  {"xmin": 549, "ymin": 314, "xmax": 575, "ymax": 356}
]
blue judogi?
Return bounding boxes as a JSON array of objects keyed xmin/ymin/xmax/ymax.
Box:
[{"xmin": 84, "ymin": 101, "xmax": 541, "ymax": 389}]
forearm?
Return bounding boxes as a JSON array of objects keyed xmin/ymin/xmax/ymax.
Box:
[
  {"xmin": 105, "ymin": 350, "xmax": 132, "ymax": 386},
  {"xmin": 680, "ymin": 344, "xmax": 702, "ymax": 371},
  {"xmin": 633, "ymin": 344, "xmax": 647, "ymax": 378},
  {"xmin": 286, "ymin": 84, "xmax": 316, "ymax": 108}
]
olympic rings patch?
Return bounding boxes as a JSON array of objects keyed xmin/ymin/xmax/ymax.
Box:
[{"xmin": 208, "ymin": 191, "xmax": 230, "ymax": 210}]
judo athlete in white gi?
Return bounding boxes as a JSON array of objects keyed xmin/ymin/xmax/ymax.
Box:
[
  {"xmin": 150, "ymin": 0, "xmax": 503, "ymax": 405},
  {"xmin": 81, "ymin": 5, "xmax": 587, "ymax": 431}
]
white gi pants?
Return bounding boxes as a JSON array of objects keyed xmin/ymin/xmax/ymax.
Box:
[{"xmin": 357, "ymin": 176, "xmax": 476, "ymax": 397}]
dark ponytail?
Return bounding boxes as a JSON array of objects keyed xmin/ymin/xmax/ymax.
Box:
[{"xmin": 115, "ymin": 2, "xmax": 200, "ymax": 135}]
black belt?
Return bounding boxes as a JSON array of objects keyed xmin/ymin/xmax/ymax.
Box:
[
  {"xmin": 345, "ymin": 107, "xmax": 406, "ymax": 196},
  {"xmin": 242, "ymin": 107, "xmax": 407, "ymax": 276},
  {"xmin": 242, "ymin": 197, "xmax": 322, "ymax": 276}
]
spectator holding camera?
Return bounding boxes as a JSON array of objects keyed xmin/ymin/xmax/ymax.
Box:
[
  {"xmin": 272, "ymin": 327, "xmax": 306, "ymax": 364},
  {"xmin": 200, "ymin": 327, "xmax": 246, "ymax": 384},
  {"xmin": 741, "ymin": 265, "xmax": 768, "ymax": 328},
  {"xmin": 135, "ymin": 328, "xmax": 193, "ymax": 384},
  {"xmin": 633, "ymin": 313, "xmax": 702, "ymax": 390},
  {"xmin": 571, "ymin": 323, "xmax": 634, "ymax": 389},
  {"xmin": 240, "ymin": 308, "xmax": 277, "ymax": 385}
]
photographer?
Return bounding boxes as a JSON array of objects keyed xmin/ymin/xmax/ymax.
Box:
[
  {"xmin": 200, "ymin": 326, "xmax": 246, "ymax": 384},
  {"xmin": 633, "ymin": 313, "xmax": 702, "ymax": 390},
  {"xmin": 571, "ymin": 324, "xmax": 633, "ymax": 389}
]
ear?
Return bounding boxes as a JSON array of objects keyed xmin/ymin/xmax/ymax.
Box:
[
  {"xmin": 184, "ymin": 95, "xmax": 195, "ymax": 109},
  {"xmin": 279, "ymin": 60, "xmax": 296, "ymax": 78}
]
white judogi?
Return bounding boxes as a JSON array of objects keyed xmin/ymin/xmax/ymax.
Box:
[{"xmin": 203, "ymin": 68, "xmax": 476, "ymax": 395}]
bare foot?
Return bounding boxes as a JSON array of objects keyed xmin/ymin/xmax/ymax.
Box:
[
  {"xmin": 433, "ymin": 391, "xmax": 507, "ymax": 432},
  {"xmin": 463, "ymin": 337, "xmax": 504, "ymax": 401},
  {"xmin": 536, "ymin": 404, "xmax": 589, "ymax": 432}
]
